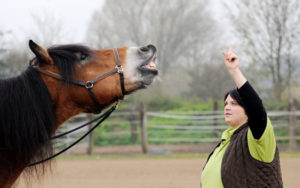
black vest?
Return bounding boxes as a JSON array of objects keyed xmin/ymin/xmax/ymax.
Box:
[{"xmin": 220, "ymin": 123, "xmax": 283, "ymax": 188}]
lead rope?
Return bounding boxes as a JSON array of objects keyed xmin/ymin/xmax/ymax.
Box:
[
  {"xmin": 51, "ymin": 99, "xmax": 123, "ymax": 140},
  {"xmin": 28, "ymin": 101, "xmax": 121, "ymax": 166}
]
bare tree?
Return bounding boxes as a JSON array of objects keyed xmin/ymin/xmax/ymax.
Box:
[
  {"xmin": 0, "ymin": 30, "xmax": 6, "ymax": 73},
  {"xmin": 29, "ymin": 12, "xmax": 69, "ymax": 47},
  {"xmin": 87, "ymin": 0, "xmax": 219, "ymax": 76},
  {"xmin": 0, "ymin": 30, "xmax": 6, "ymax": 47},
  {"xmin": 1, "ymin": 11, "xmax": 69, "ymax": 77},
  {"xmin": 2, "ymin": 48, "xmax": 29, "ymax": 76},
  {"xmin": 188, "ymin": 62, "xmax": 233, "ymax": 100},
  {"xmin": 0, "ymin": 29, "xmax": 15, "ymax": 77},
  {"xmin": 225, "ymin": 0, "xmax": 300, "ymax": 101}
]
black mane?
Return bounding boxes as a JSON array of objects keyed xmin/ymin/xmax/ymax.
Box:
[
  {"xmin": 0, "ymin": 44, "xmax": 92, "ymax": 178},
  {"xmin": 0, "ymin": 67, "xmax": 55, "ymax": 175}
]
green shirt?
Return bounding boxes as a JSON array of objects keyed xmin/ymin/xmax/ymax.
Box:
[{"xmin": 201, "ymin": 118, "xmax": 276, "ymax": 188}]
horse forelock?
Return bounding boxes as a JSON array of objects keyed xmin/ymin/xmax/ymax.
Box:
[
  {"xmin": 0, "ymin": 67, "xmax": 56, "ymax": 178},
  {"xmin": 47, "ymin": 44, "xmax": 93, "ymax": 83}
]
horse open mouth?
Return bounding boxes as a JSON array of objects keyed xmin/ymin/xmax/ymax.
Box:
[{"xmin": 138, "ymin": 55, "xmax": 158, "ymax": 75}]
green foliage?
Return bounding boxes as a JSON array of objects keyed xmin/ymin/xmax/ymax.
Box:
[
  {"xmin": 93, "ymin": 120, "xmax": 134, "ymax": 146},
  {"xmin": 263, "ymin": 100, "xmax": 288, "ymax": 111},
  {"xmin": 146, "ymin": 95, "xmax": 183, "ymax": 111},
  {"xmin": 125, "ymin": 94, "xmax": 226, "ymax": 111}
]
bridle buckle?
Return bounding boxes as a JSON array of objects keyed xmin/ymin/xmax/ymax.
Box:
[{"xmin": 115, "ymin": 65, "xmax": 123, "ymax": 73}]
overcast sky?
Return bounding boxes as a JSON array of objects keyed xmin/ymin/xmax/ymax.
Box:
[
  {"xmin": 0, "ymin": 0, "xmax": 104, "ymax": 44},
  {"xmin": 0, "ymin": 0, "xmax": 230, "ymax": 47}
]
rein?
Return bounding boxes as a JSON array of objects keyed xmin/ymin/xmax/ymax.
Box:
[{"xmin": 28, "ymin": 48, "xmax": 125, "ymax": 166}]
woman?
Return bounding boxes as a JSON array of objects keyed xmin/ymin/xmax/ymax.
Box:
[{"xmin": 201, "ymin": 46, "xmax": 283, "ymax": 188}]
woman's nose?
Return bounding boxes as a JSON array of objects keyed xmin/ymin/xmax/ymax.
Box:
[{"xmin": 224, "ymin": 105, "xmax": 230, "ymax": 111}]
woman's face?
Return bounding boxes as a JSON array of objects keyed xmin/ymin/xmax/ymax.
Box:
[{"xmin": 224, "ymin": 95, "xmax": 248, "ymax": 128}]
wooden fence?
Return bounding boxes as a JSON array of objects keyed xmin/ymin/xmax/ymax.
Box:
[{"xmin": 55, "ymin": 108, "xmax": 300, "ymax": 154}]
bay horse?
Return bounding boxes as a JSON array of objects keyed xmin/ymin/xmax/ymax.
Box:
[{"xmin": 0, "ymin": 40, "xmax": 158, "ymax": 187}]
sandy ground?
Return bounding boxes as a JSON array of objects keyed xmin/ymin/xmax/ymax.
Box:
[{"xmin": 17, "ymin": 157, "xmax": 300, "ymax": 188}]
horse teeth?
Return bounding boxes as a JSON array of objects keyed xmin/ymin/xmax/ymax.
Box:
[{"xmin": 147, "ymin": 61, "xmax": 156, "ymax": 69}]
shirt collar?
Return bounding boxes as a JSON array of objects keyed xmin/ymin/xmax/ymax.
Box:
[{"xmin": 221, "ymin": 127, "xmax": 238, "ymax": 140}]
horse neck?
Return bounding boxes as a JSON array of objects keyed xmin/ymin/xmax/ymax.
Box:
[
  {"xmin": 40, "ymin": 74, "xmax": 84, "ymax": 129},
  {"xmin": 54, "ymin": 98, "xmax": 83, "ymax": 129}
]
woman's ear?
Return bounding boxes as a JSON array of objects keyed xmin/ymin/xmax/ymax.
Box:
[{"xmin": 29, "ymin": 40, "xmax": 53, "ymax": 65}]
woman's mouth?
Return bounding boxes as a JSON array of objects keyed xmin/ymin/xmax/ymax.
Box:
[{"xmin": 225, "ymin": 113, "xmax": 232, "ymax": 117}]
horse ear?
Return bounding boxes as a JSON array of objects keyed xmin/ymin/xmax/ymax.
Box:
[{"xmin": 29, "ymin": 40, "xmax": 53, "ymax": 64}]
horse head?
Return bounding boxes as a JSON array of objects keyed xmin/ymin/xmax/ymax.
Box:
[{"xmin": 29, "ymin": 40, "xmax": 158, "ymax": 125}]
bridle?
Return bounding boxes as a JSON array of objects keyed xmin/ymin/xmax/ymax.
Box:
[
  {"xmin": 27, "ymin": 48, "xmax": 125, "ymax": 166},
  {"xmin": 31, "ymin": 48, "xmax": 125, "ymax": 113}
]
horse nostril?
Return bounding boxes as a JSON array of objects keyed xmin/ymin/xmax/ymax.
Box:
[
  {"xmin": 139, "ymin": 44, "xmax": 157, "ymax": 54},
  {"xmin": 147, "ymin": 44, "xmax": 155, "ymax": 49},
  {"xmin": 140, "ymin": 46, "xmax": 149, "ymax": 52}
]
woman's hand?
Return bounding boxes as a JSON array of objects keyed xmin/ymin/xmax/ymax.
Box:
[
  {"xmin": 222, "ymin": 45, "xmax": 247, "ymax": 88},
  {"xmin": 222, "ymin": 45, "xmax": 239, "ymax": 72}
]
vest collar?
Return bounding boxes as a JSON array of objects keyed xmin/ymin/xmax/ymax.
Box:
[{"xmin": 232, "ymin": 122, "xmax": 248, "ymax": 135}]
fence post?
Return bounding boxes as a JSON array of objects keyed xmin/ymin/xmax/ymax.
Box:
[
  {"xmin": 87, "ymin": 114, "xmax": 94, "ymax": 155},
  {"xmin": 213, "ymin": 100, "xmax": 218, "ymax": 138},
  {"xmin": 129, "ymin": 110, "xmax": 138, "ymax": 144},
  {"xmin": 288, "ymin": 100, "xmax": 297, "ymax": 151},
  {"xmin": 140, "ymin": 103, "xmax": 148, "ymax": 154},
  {"xmin": 66, "ymin": 122, "xmax": 71, "ymax": 155}
]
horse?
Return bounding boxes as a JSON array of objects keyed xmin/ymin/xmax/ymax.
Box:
[{"xmin": 0, "ymin": 40, "xmax": 158, "ymax": 187}]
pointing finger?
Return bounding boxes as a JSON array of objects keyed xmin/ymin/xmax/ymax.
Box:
[{"xmin": 228, "ymin": 45, "xmax": 233, "ymax": 53}]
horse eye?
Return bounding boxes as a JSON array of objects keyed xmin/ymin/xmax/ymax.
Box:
[{"xmin": 80, "ymin": 53, "xmax": 87, "ymax": 61}]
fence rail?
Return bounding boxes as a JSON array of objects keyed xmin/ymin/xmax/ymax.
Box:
[{"xmin": 55, "ymin": 109, "xmax": 300, "ymax": 154}]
